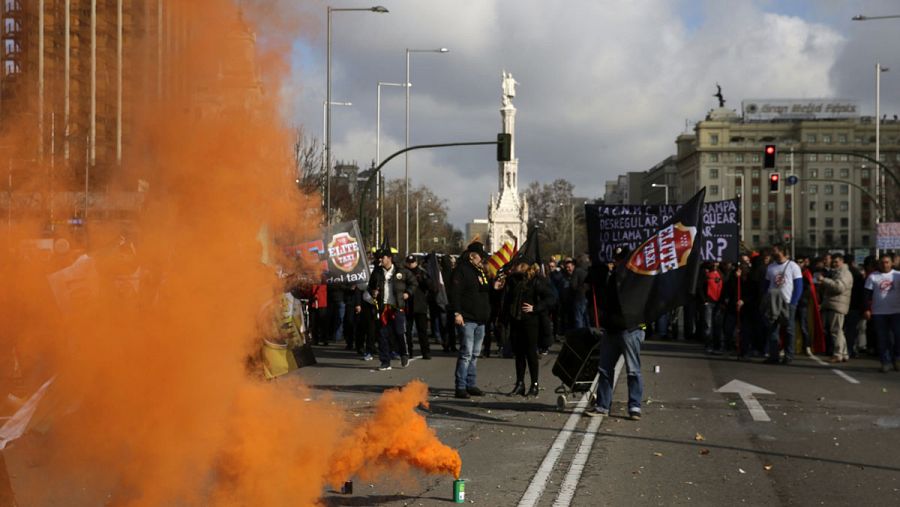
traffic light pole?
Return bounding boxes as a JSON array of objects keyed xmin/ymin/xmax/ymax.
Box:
[{"xmin": 358, "ymin": 139, "xmax": 505, "ymax": 242}]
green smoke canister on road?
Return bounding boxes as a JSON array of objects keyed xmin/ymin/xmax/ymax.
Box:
[{"xmin": 453, "ymin": 479, "xmax": 465, "ymax": 503}]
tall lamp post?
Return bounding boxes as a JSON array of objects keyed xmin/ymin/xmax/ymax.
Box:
[
  {"xmin": 852, "ymin": 12, "xmax": 897, "ymax": 252},
  {"xmin": 651, "ymin": 183, "xmax": 670, "ymax": 205},
  {"xmin": 322, "ymin": 100, "xmax": 352, "ymax": 217},
  {"xmin": 376, "ymin": 81, "xmax": 408, "ymax": 242},
  {"xmin": 326, "ymin": 5, "xmax": 388, "ymax": 225},
  {"xmin": 405, "ymin": 47, "xmax": 449, "ymax": 253}
]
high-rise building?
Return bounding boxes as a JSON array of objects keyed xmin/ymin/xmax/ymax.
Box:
[{"xmin": 676, "ymin": 99, "xmax": 900, "ymax": 255}]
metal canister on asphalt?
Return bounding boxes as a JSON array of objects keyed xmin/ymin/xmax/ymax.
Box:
[
  {"xmin": 341, "ymin": 481, "xmax": 353, "ymax": 494},
  {"xmin": 453, "ymin": 479, "xmax": 465, "ymax": 503},
  {"xmin": 654, "ymin": 365, "xmax": 660, "ymax": 374}
]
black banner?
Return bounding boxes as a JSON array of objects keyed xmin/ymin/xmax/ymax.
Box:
[
  {"xmin": 586, "ymin": 198, "xmax": 740, "ymax": 263},
  {"xmin": 284, "ymin": 221, "xmax": 370, "ymax": 286},
  {"xmin": 617, "ymin": 189, "xmax": 706, "ymax": 328}
]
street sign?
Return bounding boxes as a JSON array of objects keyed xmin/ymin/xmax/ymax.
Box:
[
  {"xmin": 716, "ymin": 379, "xmax": 774, "ymax": 422},
  {"xmin": 786, "ymin": 175, "xmax": 799, "ymax": 186}
]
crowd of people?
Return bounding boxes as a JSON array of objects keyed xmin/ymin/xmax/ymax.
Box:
[{"xmin": 298, "ymin": 239, "xmax": 900, "ymax": 419}]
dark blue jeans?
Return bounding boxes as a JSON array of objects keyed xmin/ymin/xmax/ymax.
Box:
[
  {"xmin": 872, "ymin": 314, "xmax": 900, "ymax": 365},
  {"xmin": 378, "ymin": 311, "xmax": 408, "ymax": 366},
  {"xmin": 595, "ymin": 328, "xmax": 644, "ymax": 414}
]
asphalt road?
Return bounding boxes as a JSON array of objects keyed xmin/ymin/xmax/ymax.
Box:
[{"xmin": 305, "ymin": 338, "xmax": 900, "ymax": 507}]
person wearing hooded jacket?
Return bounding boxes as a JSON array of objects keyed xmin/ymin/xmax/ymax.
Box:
[{"xmin": 502, "ymin": 258, "xmax": 557, "ymax": 397}]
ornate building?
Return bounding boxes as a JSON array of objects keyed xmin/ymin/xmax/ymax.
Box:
[{"xmin": 487, "ymin": 71, "xmax": 527, "ymax": 252}]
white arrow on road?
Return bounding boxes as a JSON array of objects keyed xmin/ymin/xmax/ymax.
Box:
[{"xmin": 716, "ymin": 380, "xmax": 775, "ymax": 422}]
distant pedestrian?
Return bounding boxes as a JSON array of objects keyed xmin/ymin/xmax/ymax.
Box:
[
  {"xmin": 863, "ymin": 254, "xmax": 900, "ymax": 373},
  {"xmin": 815, "ymin": 254, "xmax": 853, "ymax": 363},
  {"xmin": 449, "ymin": 241, "xmax": 491, "ymax": 399},
  {"xmin": 404, "ymin": 255, "xmax": 433, "ymax": 360},
  {"xmin": 762, "ymin": 243, "xmax": 803, "ymax": 364}
]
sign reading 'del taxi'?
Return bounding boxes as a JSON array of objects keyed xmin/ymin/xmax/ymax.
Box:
[{"xmin": 742, "ymin": 99, "xmax": 859, "ymax": 121}]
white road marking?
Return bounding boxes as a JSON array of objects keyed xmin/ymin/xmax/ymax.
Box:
[
  {"xmin": 809, "ymin": 354, "xmax": 861, "ymax": 384},
  {"xmin": 551, "ymin": 357, "xmax": 624, "ymax": 507},
  {"xmin": 716, "ymin": 380, "xmax": 775, "ymax": 422}
]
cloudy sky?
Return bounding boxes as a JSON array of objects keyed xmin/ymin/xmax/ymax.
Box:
[{"xmin": 282, "ymin": 0, "xmax": 900, "ymax": 228}]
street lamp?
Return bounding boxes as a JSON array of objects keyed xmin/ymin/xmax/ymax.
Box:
[
  {"xmin": 651, "ymin": 183, "xmax": 670, "ymax": 205},
  {"xmin": 405, "ymin": 47, "xmax": 449, "ymax": 254},
  {"xmin": 376, "ymin": 81, "xmax": 408, "ymax": 243},
  {"xmin": 852, "ymin": 12, "xmax": 897, "ymax": 252},
  {"xmin": 326, "ymin": 5, "xmax": 388, "ymax": 224}
]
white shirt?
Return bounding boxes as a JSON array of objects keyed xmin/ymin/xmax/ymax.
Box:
[
  {"xmin": 864, "ymin": 270, "xmax": 900, "ymax": 315},
  {"xmin": 766, "ymin": 259, "xmax": 803, "ymax": 304},
  {"xmin": 382, "ymin": 264, "xmax": 395, "ymax": 307}
]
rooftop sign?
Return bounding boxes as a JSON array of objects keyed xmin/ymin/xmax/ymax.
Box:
[{"xmin": 742, "ymin": 99, "xmax": 859, "ymax": 120}]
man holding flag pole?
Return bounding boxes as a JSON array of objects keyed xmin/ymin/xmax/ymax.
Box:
[{"xmin": 586, "ymin": 189, "xmax": 707, "ymax": 419}]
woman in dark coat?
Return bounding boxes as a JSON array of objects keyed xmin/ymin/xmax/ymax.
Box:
[{"xmin": 503, "ymin": 259, "xmax": 557, "ymax": 397}]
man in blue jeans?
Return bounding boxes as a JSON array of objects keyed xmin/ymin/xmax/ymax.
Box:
[
  {"xmin": 448, "ymin": 242, "xmax": 491, "ymax": 399},
  {"xmin": 586, "ymin": 248, "xmax": 644, "ymax": 420}
]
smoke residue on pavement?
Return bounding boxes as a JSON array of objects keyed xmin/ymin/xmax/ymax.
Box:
[{"xmin": 0, "ymin": 1, "xmax": 458, "ymax": 505}]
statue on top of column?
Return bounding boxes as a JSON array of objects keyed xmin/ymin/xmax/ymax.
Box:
[{"xmin": 502, "ymin": 71, "xmax": 518, "ymax": 108}]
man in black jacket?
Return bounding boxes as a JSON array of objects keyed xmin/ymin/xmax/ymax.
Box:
[
  {"xmin": 367, "ymin": 249, "xmax": 418, "ymax": 370},
  {"xmin": 404, "ymin": 255, "xmax": 432, "ymax": 360},
  {"xmin": 448, "ymin": 242, "xmax": 491, "ymax": 399}
]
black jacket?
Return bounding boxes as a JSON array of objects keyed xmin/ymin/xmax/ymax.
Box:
[
  {"xmin": 407, "ymin": 265, "xmax": 432, "ymax": 315},
  {"xmin": 448, "ymin": 259, "xmax": 491, "ymax": 324},
  {"xmin": 367, "ymin": 263, "xmax": 417, "ymax": 310},
  {"xmin": 503, "ymin": 273, "xmax": 557, "ymax": 322},
  {"xmin": 599, "ymin": 264, "xmax": 628, "ymax": 332}
]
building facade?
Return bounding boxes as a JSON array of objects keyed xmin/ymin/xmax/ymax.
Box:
[{"xmin": 676, "ymin": 100, "xmax": 900, "ymax": 254}]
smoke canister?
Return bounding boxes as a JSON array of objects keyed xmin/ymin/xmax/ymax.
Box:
[
  {"xmin": 453, "ymin": 479, "xmax": 465, "ymax": 503},
  {"xmin": 341, "ymin": 481, "xmax": 353, "ymax": 495}
]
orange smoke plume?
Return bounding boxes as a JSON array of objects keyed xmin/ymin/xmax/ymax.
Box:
[
  {"xmin": 0, "ymin": 0, "xmax": 459, "ymax": 505},
  {"xmin": 327, "ymin": 380, "xmax": 463, "ymax": 487}
]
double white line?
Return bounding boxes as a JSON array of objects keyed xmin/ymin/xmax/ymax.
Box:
[{"xmin": 518, "ymin": 357, "xmax": 625, "ymax": 507}]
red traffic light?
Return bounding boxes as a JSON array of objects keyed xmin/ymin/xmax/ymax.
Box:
[
  {"xmin": 770, "ymin": 173, "xmax": 779, "ymax": 182},
  {"xmin": 765, "ymin": 145, "xmax": 776, "ymax": 155},
  {"xmin": 769, "ymin": 172, "xmax": 780, "ymax": 192}
]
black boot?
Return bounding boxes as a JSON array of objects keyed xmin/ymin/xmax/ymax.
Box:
[
  {"xmin": 526, "ymin": 382, "xmax": 539, "ymax": 397},
  {"xmin": 508, "ymin": 381, "xmax": 526, "ymax": 396}
]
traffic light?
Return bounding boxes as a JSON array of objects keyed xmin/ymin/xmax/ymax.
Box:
[
  {"xmin": 763, "ymin": 144, "xmax": 776, "ymax": 168},
  {"xmin": 769, "ymin": 172, "xmax": 780, "ymax": 192},
  {"xmin": 497, "ymin": 133, "xmax": 512, "ymax": 162}
]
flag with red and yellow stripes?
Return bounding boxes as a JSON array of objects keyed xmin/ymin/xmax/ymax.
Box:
[{"xmin": 486, "ymin": 241, "xmax": 517, "ymax": 278}]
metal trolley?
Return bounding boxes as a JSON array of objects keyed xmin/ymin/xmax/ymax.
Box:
[{"xmin": 551, "ymin": 328, "xmax": 603, "ymax": 411}]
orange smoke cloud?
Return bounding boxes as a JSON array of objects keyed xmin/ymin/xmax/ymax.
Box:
[
  {"xmin": 327, "ymin": 380, "xmax": 463, "ymax": 488},
  {"xmin": 0, "ymin": 1, "xmax": 459, "ymax": 505}
]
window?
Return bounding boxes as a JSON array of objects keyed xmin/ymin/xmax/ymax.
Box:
[
  {"xmin": 752, "ymin": 186, "xmax": 760, "ymax": 195},
  {"xmin": 823, "ymin": 134, "xmax": 832, "ymax": 144},
  {"xmin": 709, "ymin": 153, "xmax": 719, "ymax": 162},
  {"xmin": 840, "ymin": 234, "xmax": 849, "ymax": 244},
  {"xmin": 840, "ymin": 201, "xmax": 849, "ymax": 211},
  {"xmin": 810, "ymin": 217, "xmax": 817, "ymax": 227},
  {"xmin": 824, "ymin": 168, "xmax": 834, "ymax": 178},
  {"xmin": 751, "ymin": 154, "xmax": 760, "ymax": 163},
  {"xmin": 810, "ymin": 168, "xmax": 818, "ymax": 178},
  {"xmin": 710, "ymin": 168, "xmax": 719, "ymax": 178},
  {"xmin": 863, "ymin": 200, "xmax": 871, "ymax": 210},
  {"xmin": 807, "ymin": 134, "xmax": 817, "ymax": 143},
  {"xmin": 824, "ymin": 154, "xmax": 833, "ymax": 161},
  {"xmin": 839, "ymin": 168, "xmax": 849, "ymax": 178},
  {"xmin": 825, "ymin": 217, "xmax": 834, "ymax": 227},
  {"xmin": 863, "ymin": 235, "xmax": 870, "ymax": 244},
  {"xmin": 808, "ymin": 154, "xmax": 818, "ymax": 162},
  {"xmin": 752, "ymin": 202, "xmax": 761, "ymax": 211},
  {"xmin": 839, "ymin": 154, "xmax": 849, "ymax": 162},
  {"xmin": 840, "ymin": 184, "xmax": 848, "ymax": 195},
  {"xmin": 855, "ymin": 137, "xmax": 863, "ymax": 144},
  {"xmin": 825, "ymin": 201, "xmax": 834, "ymax": 211},
  {"xmin": 710, "ymin": 134, "xmax": 719, "ymax": 145},
  {"xmin": 767, "ymin": 202, "xmax": 775, "ymax": 210},
  {"xmin": 809, "ymin": 184, "xmax": 818, "ymax": 194},
  {"xmin": 711, "ymin": 185, "xmax": 720, "ymax": 195},
  {"xmin": 753, "ymin": 234, "xmax": 761, "ymax": 244},
  {"xmin": 825, "ymin": 184, "xmax": 834, "ymax": 194},
  {"xmin": 751, "ymin": 169, "xmax": 760, "ymax": 178},
  {"xmin": 752, "ymin": 219, "xmax": 760, "ymax": 228},
  {"xmin": 838, "ymin": 134, "xmax": 848, "ymax": 144},
  {"xmin": 809, "ymin": 201, "xmax": 817, "ymax": 211},
  {"xmin": 862, "ymin": 168, "xmax": 871, "ymax": 178},
  {"xmin": 809, "ymin": 233, "xmax": 817, "ymax": 245},
  {"xmin": 735, "ymin": 153, "xmax": 744, "ymax": 163},
  {"xmin": 841, "ymin": 218, "xmax": 849, "ymax": 227}
]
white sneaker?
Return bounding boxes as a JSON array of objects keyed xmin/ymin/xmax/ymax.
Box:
[{"xmin": 804, "ymin": 347, "xmax": 812, "ymax": 356}]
